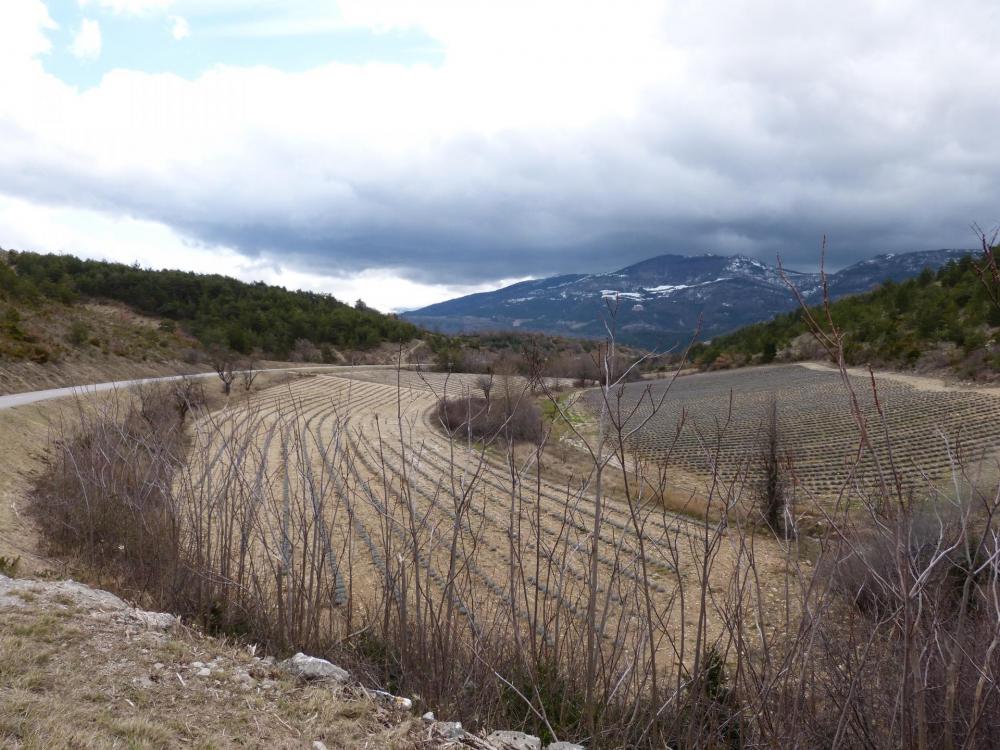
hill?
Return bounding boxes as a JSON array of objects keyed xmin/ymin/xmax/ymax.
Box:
[
  {"xmin": 402, "ymin": 249, "xmax": 971, "ymax": 348},
  {"xmin": 0, "ymin": 249, "xmax": 419, "ymax": 361},
  {"xmin": 690, "ymin": 251, "xmax": 1000, "ymax": 379}
]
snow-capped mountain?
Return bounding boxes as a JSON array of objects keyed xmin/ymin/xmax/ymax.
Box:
[{"xmin": 403, "ymin": 250, "xmax": 972, "ymax": 348}]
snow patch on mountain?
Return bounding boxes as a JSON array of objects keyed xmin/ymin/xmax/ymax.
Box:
[{"xmin": 403, "ymin": 249, "xmax": 974, "ymax": 348}]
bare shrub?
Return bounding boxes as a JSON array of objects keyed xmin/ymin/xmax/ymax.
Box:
[
  {"xmin": 30, "ymin": 387, "xmax": 183, "ymax": 591},
  {"xmin": 829, "ymin": 498, "xmax": 996, "ymax": 618},
  {"xmin": 240, "ymin": 360, "xmax": 259, "ymax": 391},
  {"xmin": 436, "ymin": 394, "xmax": 543, "ymax": 444},
  {"xmin": 289, "ymin": 338, "xmax": 322, "ymax": 363},
  {"xmin": 546, "ymin": 352, "xmax": 601, "ymax": 386}
]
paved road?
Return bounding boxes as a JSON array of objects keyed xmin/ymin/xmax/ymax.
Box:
[{"xmin": 0, "ymin": 365, "xmax": 406, "ymax": 411}]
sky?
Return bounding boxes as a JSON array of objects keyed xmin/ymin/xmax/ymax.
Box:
[{"xmin": 1, "ymin": 1, "xmax": 999, "ymax": 312}]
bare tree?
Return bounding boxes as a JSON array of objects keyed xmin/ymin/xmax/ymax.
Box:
[
  {"xmin": 757, "ymin": 397, "xmax": 788, "ymax": 536},
  {"xmin": 522, "ymin": 339, "xmax": 547, "ymax": 392},
  {"xmin": 171, "ymin": 375, "xmax": 205, "ymax": 423},
  {"xmin": 240, "ymin": 360, "xmax": 260, "ymax": 392},
  {"xmin": 972, "ymin": 224, "xmax": 1000, "ymax": 310},
  {"xmin": 210, "ymin": 349, "xmax": 237, "ymax": 396},
  {"xmin": 475, "ymin": 372, "xmax": 494, "ymax": 400}
]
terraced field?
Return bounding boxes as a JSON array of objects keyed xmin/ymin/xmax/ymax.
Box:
[
  {"xmin": 181, "ymin": 368, "xmax": 788, "ymax": 676},
  {"xmin": 585, "ymin": 364, "xmax": 1000, "ymax": 499}
]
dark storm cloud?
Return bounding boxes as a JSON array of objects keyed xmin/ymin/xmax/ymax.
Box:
[{"xmin": 2, "ymin": 0, "xmax": 999, "ymax": 286}]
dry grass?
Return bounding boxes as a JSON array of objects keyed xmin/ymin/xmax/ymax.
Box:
[
  {"xmin": 0, "ymin": 396, "xmax": 119, "ymax": 576},
  {"xmin": 0, "ymin": 583, "xmax": 425, "ymax": 749},
  {"xmin": 0, "ymin": 299, "xmax": 211, "ymax": 396}
]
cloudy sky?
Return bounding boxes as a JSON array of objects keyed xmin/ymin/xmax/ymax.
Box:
[{"xmin": 1, "ymin": 1, "xmax": 998, "ymax": 311}]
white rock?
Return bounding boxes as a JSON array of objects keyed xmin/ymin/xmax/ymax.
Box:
[
  {"xmin": 438, "ymin": 721, "xmax": 465, "ymax": 740},
  {"xmin": 190, "ymin": 661, "xmax": 204, "ymax": 669},
  {"xmin": 133, "ymin": 610, "xmax": 176, "ymax": 630},
  {"xmin": 422, "ymin": 711, "xmax": 436, "ymax": 723},
  {"xmin": 196, "ymin": 668, "xmax": 211, "ymax": 678},
  {"xmin": 0, "ymin": 576, "xmax": 126, "ymax": 611},
  {"xmin": 487, "ymin": 730, "xmax": 542, "ymax": 750},
  {"xmin": 372, "ymin": 689, "xmax": 412, "ymax": 709},
  {"xmin": 279, "ymin": 652, "xmax": 349, "ymax": 682},
  {"xmin": 52, "ymin": 580, "xmax": 129, "ymax": 611},
  {"xmin": 312, "ymin": 742, "xmax": 328, "ymax": 750}
]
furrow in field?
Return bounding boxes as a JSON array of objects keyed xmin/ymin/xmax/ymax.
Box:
[{"xmin": 343, "ymin": 386, "xmax": 652, "ymax": 643}]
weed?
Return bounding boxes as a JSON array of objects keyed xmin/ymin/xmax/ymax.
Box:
[{"xmin": 0, "ymin": 555, "xmax": 20, "ymax": 576}]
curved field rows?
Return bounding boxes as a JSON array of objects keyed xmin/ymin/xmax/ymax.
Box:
[
  {"xmin": 182, "ymin": 369, "xmax": 789, "ymax": 669},
  {"xmin": 584, "ymin": 364, "xmax": 1000, "ymax": 499}
]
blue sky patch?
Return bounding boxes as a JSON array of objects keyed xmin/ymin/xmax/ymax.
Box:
[{"xmin": 41, "ymin": 0, "xmax": 444, "ymax": 88}]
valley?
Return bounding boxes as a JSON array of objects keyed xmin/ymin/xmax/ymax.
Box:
[{"xmin": 2, "ymin": 247, "xmax": 999, "ymax": 749}]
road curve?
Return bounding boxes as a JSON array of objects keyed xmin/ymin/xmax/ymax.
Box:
[{"xmin": 0, "ymin": 365, "xmax": 408, "ymax": 411}]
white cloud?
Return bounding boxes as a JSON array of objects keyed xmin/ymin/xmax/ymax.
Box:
[
  {"xmin": 69, "ymin": 18, "xmax": 102, "ymax": 60},
  {"xmin": 0, "ymin": 193, "xmax": 523, "ymax": 311},
  {"xmin": 0, "ymin": 0, "xmax": 999, "ymax": 300},
  {"xmin": 78, "ymin": 0, "xmax": 173, "ymax": 16},
  {"xmin": 0, "ymin": 0, "xmax": 56, "ymax": 67},
  {"xmin": 169, "ymin": 15, "xmax": 190, "ymax": 40}
]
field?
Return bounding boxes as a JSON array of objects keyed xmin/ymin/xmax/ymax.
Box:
[
  {"xmin": 585, "ymin": 363, "xmax": 1000, "ymax": 501},
  {"xmin": 26, "ymin": 361, "xmax": 1000, "ymax": 746},
  {"xmin": 117, "ymin": 365, "xmax": 795, "ymax": 740},
  {"xmin": 181, "ymin": 367, "xmax": 787, "ymax": 651}
]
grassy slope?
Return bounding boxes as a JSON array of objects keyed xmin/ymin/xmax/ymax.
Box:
[
  {"xmin": 691, "ymin": 251, "xmax": 1000, "ymax": 380},
  {"xmin": 0, "ymin": 575, "xmax": 424, "ymax": 749},
  {"xmin": 0, "ymin": 299, "xmax": 213, "ymax": 394}
]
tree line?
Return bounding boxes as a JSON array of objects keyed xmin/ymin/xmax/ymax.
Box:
[{"xmin": 0, "ymin": 250, "xmax": 419, "ymax": 358}]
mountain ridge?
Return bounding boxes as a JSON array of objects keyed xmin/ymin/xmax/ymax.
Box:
[{"xmin": 404, "ymin": 249, "xmax": 974, "ymax": 348}]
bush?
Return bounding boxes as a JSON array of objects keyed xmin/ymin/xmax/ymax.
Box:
[
  {"xmin": 29, "ymin": 386, "xmax": 184, "ymax": 588},
  {"xmin": 829, "ymin": 501, "xmax": 993, "ymax": 621},
  {"xmin": 66, "ymin": 320, "xmax": 90, "ymax": 346},
  {"xmin": 436, "ymin": 394, "xmax": 544, "ymax": 443},
  {"xmin": 805, "ymin": 496, "xmax": 1000, "ymax": 747}
]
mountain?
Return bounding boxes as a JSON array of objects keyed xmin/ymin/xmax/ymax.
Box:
[
  {"xmin": 691, "ymin": 250, "xmax": 1000, "ymax": 379},
  {"xmin": 403, "ymin": 250, "xmax": 973, "ymax": 348}
]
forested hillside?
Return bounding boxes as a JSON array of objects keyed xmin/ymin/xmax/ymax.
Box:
[
  {"xmin": 691, "ymin": 250, "xmax": 1000, "ymax": 379},
  {"xmin": 1, "ymin": 250, "xmax": 418, "ymax": 358}
]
